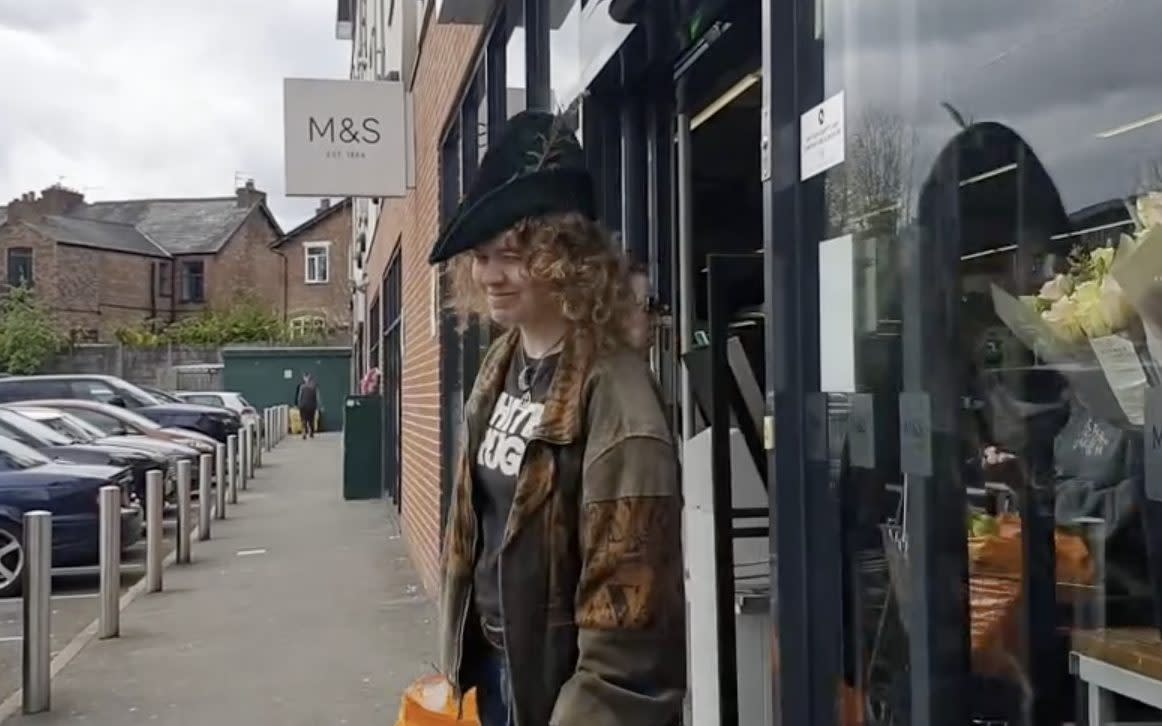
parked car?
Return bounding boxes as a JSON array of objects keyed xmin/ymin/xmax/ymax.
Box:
[
  {"xmin": 0, "ymin": 435, "xmax": 143, "ymax": 597},
  {"xmin": 174, "ymin": 391, "xmax": 261, "ymax": 431},
  {"xmin": 140, "ymin": 386, "xmax": 184, "ymax": 403},
  {"xmin": 9, "ymin": 400, "xmax": 217, "ymax": 457},
  {"xmin": 0, "ymin": 408, "xmax": 168, "ymax": 504},
  {"xmin": 0, "ymin": 375, "xmax": 241, "ymax": 443},
  {"xmin": 16, "ymin": 406, "xmax": 207, "ymax": 464}
]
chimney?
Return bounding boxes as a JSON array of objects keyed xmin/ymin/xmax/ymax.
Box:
[
  {"xmin": 317, "ymin": 198, "xmax": 331, "ymax": 215},
  {"xmin": 40, "ymin": 184, "xmax": 85, "ymax": 215},
  {"xmin": 236, "ymin": 178, "xmax": 267, "ymax": 208},
  {"xmin": 5, "ymin": 186, "xmax": 84, "ymax": 223}
]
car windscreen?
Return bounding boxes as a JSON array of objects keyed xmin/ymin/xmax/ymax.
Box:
[
  {"xmin": 184, "ymin": 394, "xmax": 224, "ymax": 407},
  {"xmin": 146, "ymin": 387, "xmax": 182, "ymax": 403},
  {"xmin": 65, "ymin": 405, "xmax": 161, "ymax": 434},
  {"xmin": 37, "ymin": 415, "xmax": 89, "ymax": 443},
  {"xmin": 0, "ymin": 410, "xmax": 72, "ymax": 446},
  {"xmin": 56, "ymin": 413, "xmax": 107, "ymax": 442},
  {"xmin": 102, "ymin": 405, "xmax": 164, "ymax": 431},
  {"xmin": 111, "ymin": 380, "xmax": 163, "ymax": 406},
  {"xmin": 0, "ymin": 435, "xmax": 50, "ymax": 470}
]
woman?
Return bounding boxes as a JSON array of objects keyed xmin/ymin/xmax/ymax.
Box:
[{"xmin": 430, "ymin": 110, "xmax": 686, "ymax": 726}]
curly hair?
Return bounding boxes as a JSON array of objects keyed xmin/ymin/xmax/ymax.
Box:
[{"xmin": 446, "ymin": 212, "xmax": 637, "ymax": 351}]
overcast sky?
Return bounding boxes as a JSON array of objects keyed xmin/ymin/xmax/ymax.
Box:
[{"xmin": 0, "ymin": 0, "xmax": 350, "ymax": 230}]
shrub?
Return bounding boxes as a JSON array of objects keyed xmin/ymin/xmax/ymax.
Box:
[{"xmin": 0, "ymin": 286, "xmax": 67, "ymax": 374}]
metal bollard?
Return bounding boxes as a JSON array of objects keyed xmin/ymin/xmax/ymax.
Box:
[
  {"xmin": 22, "ymin": 510, "xmax": 51, "ymax": 715},
  {"xmin": 226, "ymin": 434, "xmax": 238, "ymax": 505},
  {"xmin": 214, "ymin": 443, "xmax": 227, "ymax": 520},
  {"xmin": 145, "ymin": 470, "xmax": 163, "ymax": 593},
  {"xmin": 249, "ymin": 424, "xmax": 258, "ymax": 474},
  {"xmin": 246, "ymin": 423, "xmax": 255, "ymax": 479},
  {"xmin": 176, "ymin": 460, "xmax": 192, "ymax": 564},
  {"xmin": 266, "ymin": 409, "xmax": 273, "ymax": 451},
  {"xmin": 98, "ymin": 486, "xmax": 120, "ymax": 639},
  {"xmin": 198, "ymin": 454, "xmax": 212, "ymax": 540},
  {"xmin": 254, "ymin": 419, "xmax": 263, "ymax": 468},
  {"xmin": 239, "ymin": 427, "xmax": 250, "ymax": 491}
]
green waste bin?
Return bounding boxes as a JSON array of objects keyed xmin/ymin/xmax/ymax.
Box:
[{"xmin": 342, "ymin": 395, "xmax": 383, "ymax": 500}]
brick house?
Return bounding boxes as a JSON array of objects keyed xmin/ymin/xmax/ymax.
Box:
[
  {"xmin": 274, "ymin": 197, "xmax": 353, "ymax": 338},
  {"xmin": 0, "ymin": 182, "xmax": 285, "ymax": 340}
]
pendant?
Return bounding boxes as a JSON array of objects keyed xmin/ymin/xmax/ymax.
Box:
[{"xmin": 518, "ymin": 366, "xmax": 534, "ymax": 394}]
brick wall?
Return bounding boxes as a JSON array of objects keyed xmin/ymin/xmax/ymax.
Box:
[
  {"xmin": 0, "ymin": 221, "xmax": 60, "ymax": 304},
  {"xmin": 283, "ymin": 203, "xmax": 352, "ymax": 330},
  {"xmin": 0, "ymin": 221, "xmax": 160, "ymax": 340},
  {"xmin": 365, "ymin": 20, "xmax": 483, "ymax": 596},
  {"xmin": 206, "ymin": 209, "xmax": 285, "ymax": 315}
]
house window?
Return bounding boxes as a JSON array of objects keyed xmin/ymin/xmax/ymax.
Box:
[
  {"xmin": 6, "ymin": 248, "xmax": 33, "ymax": 288},
  {"xmin": 304, "ymin": 242, "xmax": 331, "ymax": 284},
  {"xmin": 157, "ymin": 261, "xmax": 172, "ymax": 297},
  {"xmin": 180, "ymin": 261, "xmax": 205, "ymax": 303}
]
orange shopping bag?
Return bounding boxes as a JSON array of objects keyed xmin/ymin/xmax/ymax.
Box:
[{"xmin": 394, "ymin": 675, "xmax": 479, "ymax": 726}]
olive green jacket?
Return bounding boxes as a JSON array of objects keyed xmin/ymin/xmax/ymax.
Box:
[{"xmin": 438, "ymin": 329, "xmax": 686, "ymax": 726}]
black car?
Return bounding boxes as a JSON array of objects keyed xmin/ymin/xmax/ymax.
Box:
[
  {"xmin": 0, "ymin": 408, "xmax": 168, "ymax": 504},
  {"xmin": 0, "ymin": 375, "xmax": 241, "ymax": 443}
]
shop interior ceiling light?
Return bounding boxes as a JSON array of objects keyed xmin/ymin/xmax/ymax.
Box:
[
  {"xmin": 691, "ymin": 71, "xmax": 761, "ymax": 131},
  {"xmin": 1096, "ymin": 109, "xmax": 1162, "ymax": 139}
]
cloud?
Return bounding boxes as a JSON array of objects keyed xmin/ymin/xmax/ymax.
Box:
[
  {"xmin": 0, "ymin": 0, "xmax": 90, "ymax": 33},
  {"xmin": 0, "ymin": 0, "xmax": 350, "ymax": 228},
  {"xmin": 832, "ymin": 0, "xmax": 1162, "ymax": 215}
]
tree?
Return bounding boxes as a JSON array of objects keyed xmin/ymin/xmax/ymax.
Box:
[{"xmin": 0, "ymin": 286, "xmax": 67, "ymax": 374}]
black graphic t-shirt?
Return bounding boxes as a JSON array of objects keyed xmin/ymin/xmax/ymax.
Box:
[{"xmin": 473, "ymin": 351, "xmax": 558, "ymax": 630}]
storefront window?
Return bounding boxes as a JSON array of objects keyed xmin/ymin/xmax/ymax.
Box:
[
  {"xmin": 803, "ymin": 1, "xmax": 1162, "ymax": 723},
  {"xmin": 550, "ymin": 0, "xmax": 581, "ymax": 111},
  {"xmin": 505, "ymin": 2, "xmax": 526, "ymax": 117}
]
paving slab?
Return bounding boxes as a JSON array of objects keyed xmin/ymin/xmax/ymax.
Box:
[{"xmin": 3, "ymin": 433, "xmax": 435, "ymax": 726}]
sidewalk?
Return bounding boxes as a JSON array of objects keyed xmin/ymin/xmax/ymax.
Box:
[{"xmin": 5, "ymin": 432, "xmax": 435, "ymax": 726}]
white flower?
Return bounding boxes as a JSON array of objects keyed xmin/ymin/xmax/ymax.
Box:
[
  {"xmin": 1099, "ymin": 276, "xmax": 1134, "ymax": 332},
  {"xmin": 1136, "ymin": 192, "xmax": 1162, "ymax": 230},
  {"xmin": 1038, "ymin": 273, "xmax": 1073, "ymax": 302},
  {"xmin": 1042, "ymin": 296, "xmax": 1084, "ymax": 342}
]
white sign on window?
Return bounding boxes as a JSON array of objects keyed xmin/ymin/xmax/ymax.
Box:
[
  {"xmin": 283, "ymin": 78, "xmax": 407, "ymax": 198},
  {"xmin": 800, "ymin": 90, "xmax": 846, "ymax": 181},
  {"xmin": 819, "ymin": 233, "xmax": 856, "ymax": 392}
]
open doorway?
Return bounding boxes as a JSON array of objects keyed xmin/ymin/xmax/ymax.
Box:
[{"xmin": 674, "ymin": 4, "xmax": 771, "ymax": 724}]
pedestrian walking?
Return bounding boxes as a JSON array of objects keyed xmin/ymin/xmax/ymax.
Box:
[
  {"xmin": 294, "ymin": 372, "xmax": 319, "ymax": 439},
  {"xmin": 429, "ymin": 109, "xmax": 686, "ymax": 726}
]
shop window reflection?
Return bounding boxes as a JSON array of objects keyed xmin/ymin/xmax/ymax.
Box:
[
  {"xmin": 505, "ymin": 2, "xmax": 526, "ymax": 117},
  {"xmin": 829, "ymin": 122, "xmax": 1162, "ymax": 724},
  {"xmin": 550, "ymin": 0, "xmax": 581, "ymax": 110},
  {"xmin": 807, "ymin": 0, "xmax": 1162, "ymax": 720}
]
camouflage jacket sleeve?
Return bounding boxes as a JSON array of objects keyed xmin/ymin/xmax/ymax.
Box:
[{"xmin": 550, "ymin": 433, "xmax": 686, "ymax": 726}]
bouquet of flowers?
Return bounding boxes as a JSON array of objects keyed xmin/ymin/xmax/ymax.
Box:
[
  {"xmin": 989, "ymin": 191, "xmax": 1162, "ymax": 429},
  {"xmin": 1020, "ymin": 246, "xmax": 1135, "ymax": 344}
]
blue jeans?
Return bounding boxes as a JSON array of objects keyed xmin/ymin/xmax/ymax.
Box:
[{"xmin": 475, "ymin": 650, "xmax": 513, "ymax": 726}]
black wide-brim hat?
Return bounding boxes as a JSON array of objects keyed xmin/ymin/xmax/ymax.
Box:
[{"xmin": 428, "ymin": 109, "xmax": 596, "ymax": 265}]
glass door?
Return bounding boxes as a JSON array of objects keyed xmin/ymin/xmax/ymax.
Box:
[{"xmin": 786, "ymin": 0, "xmax": 1162, "ymax": 723}]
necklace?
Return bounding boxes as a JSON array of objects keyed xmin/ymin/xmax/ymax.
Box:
[{"xmin": 516, "ymin": 334, "xmax": 565, "ymax": 403}]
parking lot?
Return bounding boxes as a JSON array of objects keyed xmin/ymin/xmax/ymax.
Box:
[{"xmin": 0, "ymin": 522, "xmax": 180, "ymax": 708}]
